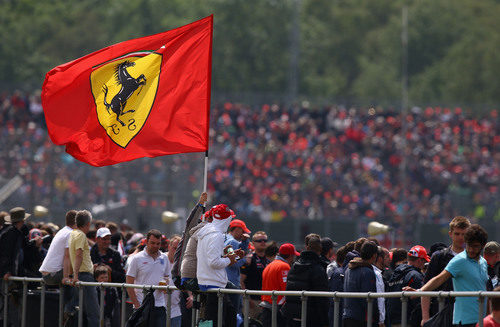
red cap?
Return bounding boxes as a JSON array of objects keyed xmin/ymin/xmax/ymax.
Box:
[
  {"xmin": 229, "ymin": 219, "xmax": 250, "ymax": 233},
  {"xmin": 279, "ymin": 243, "xmax": 300, "ymax": 257},
  {"xmin": 204, "ymin": 204, "xmax": 236, "ymax": 220},
  {"xmin": 408, "ymin": 245, "xmax": 430, "ymax": 262}
]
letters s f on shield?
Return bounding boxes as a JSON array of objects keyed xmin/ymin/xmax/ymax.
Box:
[{"xmin": 90, "ymin": 52, "xmax": 162, "ymax": 148}]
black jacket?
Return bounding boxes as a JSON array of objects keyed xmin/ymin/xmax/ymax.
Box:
[
  {"xmin": 387, "ymin": 264, "xmax": 424, "ymax": 325},
  {"xmin": 343, "ymin": 257, "xmax": 379, "ymax": 324},
  {"xmin": 90, "ymin": 245, "xmax": 125, "ymax": 283},
  {"xmin": 0, "ymin": 225, "xmax": 25, "ymax": 276},
  {"xmin": 282, "ymin": 251, "xmax": 329, "ymax": 327},
  {"xmin": 126, "ymin": 288, "xmax": 155, "ymax": 327},
  {"xmin": 424, "ymin": 246, "xmax": 455, "ymax": 315},
  {"xmin": 22, "ymin": 243, "xmax": 47, "ymax": 277}
]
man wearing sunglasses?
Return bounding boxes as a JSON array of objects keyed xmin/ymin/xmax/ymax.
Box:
[{"xmin": 241, "ymin": 231, "xmax": 270, "ymax": 320}]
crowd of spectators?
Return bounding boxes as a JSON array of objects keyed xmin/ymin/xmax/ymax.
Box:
[
  {"xmin": 0, "ymin": 204, "xmax": 499, "ymax": 327},
  {"xmin": 0, "ymin": 91, "xmax": 498, "ymax": 228}
]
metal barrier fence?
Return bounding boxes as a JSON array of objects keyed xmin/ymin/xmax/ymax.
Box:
[{"xmin": 3, "ymin": 276, "xmax": 500, "ymax": 327}]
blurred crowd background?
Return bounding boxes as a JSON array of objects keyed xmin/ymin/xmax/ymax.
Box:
[
  {"xmin": 1, "ymin": 0, "xmax": 500, "ymax": 246},
  {"xmin": 1, "ymin": 91, "xmax": 498, "ymax": 246}
]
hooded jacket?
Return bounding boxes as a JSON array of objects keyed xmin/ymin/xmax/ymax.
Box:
[
  {"xmin": 386, "ymin": 263, "xmax": 424, "ymax": 324},
  {"xmin": 196, "ymin": 217, "xmax": 232, "ymax": 288},
  {"xmin": 282, "ymin": 251, "xmax": 329, "ymax": 326},
  {"xmin": 180, "ymin": 222, "xmax": 207, "ymax": 279},
  {"xmin": 343, "ymin": 257, "xmax": 379, "ymax": 323},
  {"xmin": 172, "ymin": 204, "xmax": 205, "ymax": 282}
]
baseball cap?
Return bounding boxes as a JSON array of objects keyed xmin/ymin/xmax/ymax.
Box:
[
  {"xmin": 484, "ymin": 241, "xmax": 500, "ymax": 254},
  {"xmin": 96, "ymin": 227, "xmax": 111, "ymax": 238},
  {"xmin": 279, "ymin": 243, "xmax": 300, "ymax": 256},
  {"xmin": 229, "ymin": 219, "xmax": 250, "ymax": 233},
  {"xmin": 408, "ymin": 245, "xmax": 430, "ymax": 262},
  {"xmin": 204, "ymin": 204, "xmax": 236, "ymax": 220}
]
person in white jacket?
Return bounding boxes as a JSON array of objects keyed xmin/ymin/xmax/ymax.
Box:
[{"xmin": 196, "ymin": 204, "xmax": 241, "ymax": 326}]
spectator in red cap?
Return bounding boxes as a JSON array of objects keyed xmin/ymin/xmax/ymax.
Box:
[
  {"xmin": 224, "ymin": 219, "xmax": 251, "ymax": 313},
  {"xmin": 387, "ymin": 245, "xmax": 428, "ymax": 326},
  {"xmin": 260, "ymin": 243, "xmax": 299, "ymax": 327}
]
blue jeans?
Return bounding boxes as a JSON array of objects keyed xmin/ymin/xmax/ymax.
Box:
[
  {"xmin": 150, "ymin": 306, "xmax": 166, "ymax": 327},
  {"xmin": 78, "ymin": 272, "xmax": 100, "ymax": 327},
  {"xmin": 171, "ymin": 315, "xmax": 182, "ymax": 327},
  {"xmin": 41, "ymin": 270, "xmax": 76, "ymax": 313}
]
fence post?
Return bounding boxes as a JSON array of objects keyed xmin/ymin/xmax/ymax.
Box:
[
  {"xmin": 478, "ymin": 293, "xmax": 485, "ymax": 327},
  {"xmin": 366, "ymin": 293, "xmax": 373, "ymax": 327},
  {"xmin": 242, "ymin": 291, "xmax": 249, "ymax": 327},
  {"xmin": 78, "ymin": 283, "xmax": 83, "ymax": 327},
  {"xmin": 21, "ymin": 279, "xmax": 27, "ymax": 327},
  {"xmin": 217, "ymin": 290, "xmax": 223, "ymax": 327},
  {"xmin": 401, "ymin": 292, "xmax": 408, "ymax": 327},
  {"xmin": 192, "ymin": 293, "xmax": 200, "ymax": 327},
  {"xmin": 438, "ymin": 291, "xmax": 445, "ymax": 312},
  {"xmin": 121, "ymin": 285, "xmax": 126, "ymax": 327},
  {"xmin": 300, "ymin": 292, "xmax": 308, "ymax": 327},
  {"xmin": 99, "ymin": 283, "xmax": 105, "ymax": 325},
  {"xmin": 58, "ymin": 284, "xmax": 64, "ymax": 327},
  {"xmin": 40, "ymin": 281, "xmax": 46, "ymax": 327},
  {"xmin": 271, "ymin": 292, "xmax": 277, "ymax": 327},
  {"xmin": 3, "ymin": 280, "xmax": 8, "ymax": 327},
  {"xmin": 333, "ymin": 292, "xmax": 340, "ymax": 327},
  {"xmin": 166, "ymin": 288, "xmax": 172, "ymax": 327}
]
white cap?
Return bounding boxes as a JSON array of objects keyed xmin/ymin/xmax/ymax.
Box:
[{"xmin": 96, "ymin": 227, "xmax": 111, "ymax": 238}]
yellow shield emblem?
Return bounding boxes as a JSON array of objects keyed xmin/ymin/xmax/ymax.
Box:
[{"xmin": 90, "ymin": 52, "xmax": 162, "ymax": 148}]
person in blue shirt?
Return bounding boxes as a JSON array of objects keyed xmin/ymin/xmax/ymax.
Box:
[
  {"xmin": 224, "ymin": 219, "xmax": 250, "ymax": 313},
  {"xmin": 404, "ymin": 224, "xmax": 489, "ymax": 327}
]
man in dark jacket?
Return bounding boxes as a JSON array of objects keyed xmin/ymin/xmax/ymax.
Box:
[
  {"xmin": 342, "ymin": 241, "xmax": 379, "ymax": 327},
  {"xmin": 282, "ymin": 233, "xmax": 329, "ymax": 327},
  {"xmin": 0, "ymin": 207, "xmax": 30, "ymax": 279},
  {"xmin": 386, "ymin": 246, "xmax": 428, "ymax": 327},
  {"xmin": 90, "ymin": 227, "xmax": 125, "ymax": 283}
]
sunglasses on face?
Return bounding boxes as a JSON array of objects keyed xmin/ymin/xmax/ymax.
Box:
[{"xmin": 253, "ymin": 239, "xmax": 268, "ymax": 243}]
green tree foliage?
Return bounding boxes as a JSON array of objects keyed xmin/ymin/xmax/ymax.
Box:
[{"xmin": 1, "ymin": 0, "xmax": 499, "ymax": 105}]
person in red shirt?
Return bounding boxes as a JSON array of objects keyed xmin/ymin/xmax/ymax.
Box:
[
  {"xmin": 259, "ymin": 243, "xmax": 299, "ymax": 327},
  {"xmin": 477, "ymin": 286, "xmax": 500, "ymax": 327}
]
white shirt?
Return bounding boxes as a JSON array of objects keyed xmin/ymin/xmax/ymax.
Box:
[
  {"xmin": 39, "ymin": 226, "xmax": 73, "ymax": 273},
  {"xmin": 126, "ymin": 248, "xmax": 170, "ymax": 307},
  {"xmin": 372, "ymin": 265, "xmax": 385, "ymax": 323}
]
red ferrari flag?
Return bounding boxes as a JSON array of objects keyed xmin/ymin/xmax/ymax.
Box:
[{"xmin": 42, "ymin": 16, "xmax": 213, "ymax": 166}]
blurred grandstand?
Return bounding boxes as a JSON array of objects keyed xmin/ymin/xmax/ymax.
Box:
[{"xmin": 0, "ymin": 90, "xmax": 498, "ymax": 246}]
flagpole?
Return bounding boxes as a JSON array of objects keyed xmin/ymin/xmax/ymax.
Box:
[{"xmin": 203, "ymin": 151, "xmax": 208, "ymax": 193}]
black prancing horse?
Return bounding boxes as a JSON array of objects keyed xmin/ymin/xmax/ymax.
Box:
[{"xmin": 103, "ymin": 61, "xmax": 146, "ymax": 126}]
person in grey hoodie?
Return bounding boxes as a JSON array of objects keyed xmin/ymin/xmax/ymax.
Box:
[{"xmin": 172, "ymin": 192, "xmax": 208, "ymax": 289}]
